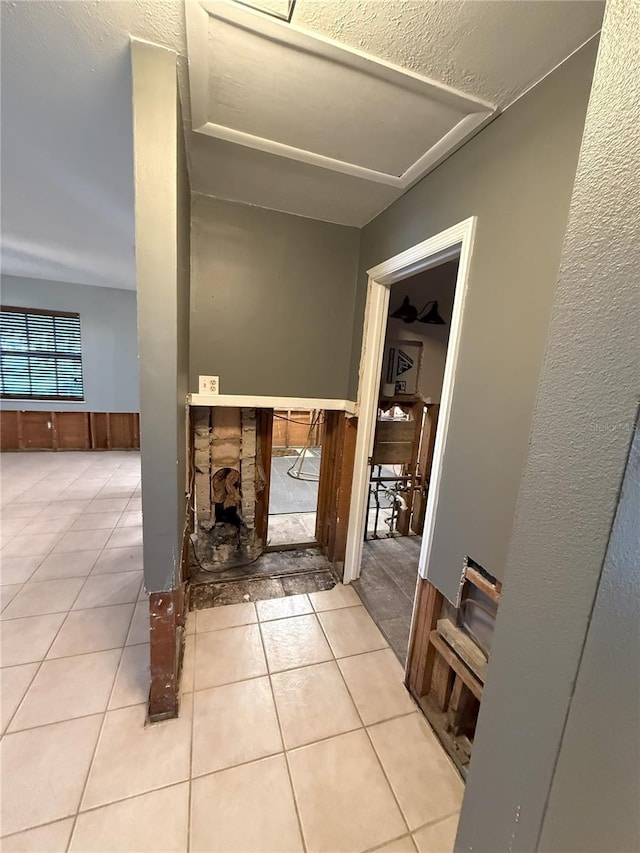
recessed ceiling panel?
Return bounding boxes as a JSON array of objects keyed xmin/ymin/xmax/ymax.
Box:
[{"xmin": 187, "ymin": 0, "xmax": 496, "ymax": 188}]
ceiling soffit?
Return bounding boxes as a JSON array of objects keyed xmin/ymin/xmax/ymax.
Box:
[{"xmin": 186, "ymin": 0, "xmax": 497, "ymax": 195}]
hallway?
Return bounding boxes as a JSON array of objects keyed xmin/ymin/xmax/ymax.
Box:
[{"xmin": 1, "ymin": 452, "xmax": 462, "ymax": 852}]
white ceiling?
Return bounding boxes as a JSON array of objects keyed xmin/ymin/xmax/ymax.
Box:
[{"xmin": 0, "ymin": 0, "xmax": 603, "ymax": 290}]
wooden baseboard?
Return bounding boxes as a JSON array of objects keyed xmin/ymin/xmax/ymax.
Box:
[{"xmin": 0, "ymin": 410, "xmax": 140, "ymax": 451}]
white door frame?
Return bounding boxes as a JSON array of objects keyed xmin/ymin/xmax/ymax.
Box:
[{"xmin": 343, "ymin": 216, "xmax": 477, "ymax": 584}]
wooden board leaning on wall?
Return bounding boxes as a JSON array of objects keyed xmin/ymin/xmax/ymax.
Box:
[{"xmin": 0, "ymin": 410, "xmax": 140, "ymax": 451}]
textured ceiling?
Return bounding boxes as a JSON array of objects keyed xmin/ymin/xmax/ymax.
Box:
[
  {"xmin": 294, "ymin": 0, "xmax": 604, "ymax": 109},
  {"xmin": 0, "ymin": 0, "xmax": 604, "ymax": 290}
]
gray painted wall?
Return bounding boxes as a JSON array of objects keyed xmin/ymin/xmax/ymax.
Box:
[
  {"xmin": 190, "ymin": 195, "xmax": 360, "ymax": 400},
  {"xmin": 132, "ymin": 40, "xmax": 190, "ymax": 594},
  {"xmin": 456, "ymin": 1, "xmax": 640, "ymax": 849},
  {"xmin": 0, "ymin": 274, "xmax": 138, "ymax": 412},
  {"xmin": 355, "ymin": 40, "xmax": 598, "ymax": 601}
]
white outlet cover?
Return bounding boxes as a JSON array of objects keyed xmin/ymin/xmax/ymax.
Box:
[{"xmin": 199, "ymin": 375, "xmax": 220, "ymax": 394}]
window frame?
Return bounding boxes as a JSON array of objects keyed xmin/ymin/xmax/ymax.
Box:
[{"xmin": 0, "ymin": 305, "xmax": 85, "ymax": 402}]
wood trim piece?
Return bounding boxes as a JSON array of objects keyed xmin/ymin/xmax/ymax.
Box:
[
  {"xmin": 17, "ymin": 411, "xmax": 24, "ymax": 450},
  {"xmin": 437, "ymin": 618, "xmax": 488, "ymax": 682},
  {"xmin": 316, "ymin": 413, "xmax": 358, "ymax": 566},
  {"xmin": 51, "ymin": 412, "xmax": 59, "ymax": 450},
  {"xmin": 465, "ymin": 566, "xmax": 502, "ymax": 603},
  {"xmin": 188, "ymin": 394, "xmax": 356, "ymax": 414},
  {"xmin": 332, "ymin": 416, "xmax": 358, "ymax": 564},
  {"xmin": 149, "ymin": 582, "xmax": 186, "ymax": 721},
  {"xmin": 412, "ymin": 404, "xmax": 440, "ymax": 535},
  {"xmin": 255, "ymin": 408, "xmax": 274, "ymax": 546},
  {"xmin": 429, "ymin": 630, "xmax": 483, "ymax": 701},
  {"xmin": 406, "ymin": 576, "xmax": 444, "ymax": 699}
]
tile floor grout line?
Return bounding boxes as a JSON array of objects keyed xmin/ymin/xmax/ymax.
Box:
[
  {"xmin": 64, "ymin": 581, "xmax": 142, "ymax": 851},
  {"xmin": 0, "ymin": 573, "xmax": 93, "ymax": 734},
  {"xmin": 186, "ymin": 627, "xmax": 196, "ymax": 853},
  {"xmin": 1, "ymin": 591, "xmax": 143, "ymax": 624},
  {"xmin": 0, "ymin": 776, "xmax": 193, "ymax": 844},
  {"xmin": 255, "ymin": 608, "xmax": 309, "ymax": 853},
  {"xmin": 313, "ymin": 589, "xmax": 414, "ymax": 841},
  {"xmin": 363, "ymin": 831, "xmax": 418, "ymax": 853},
  {"xmin": 0, "ymin": 605, "xmax": 141, "ymax": 675},
  {"xmin": 3, "ymin": 599, "xmax": 142, "ymax": 737},
  {"xmin": 410, "ymin": 808, "xmax": 461, "ymax": 835}
]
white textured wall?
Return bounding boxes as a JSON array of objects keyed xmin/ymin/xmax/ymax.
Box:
[{"xmin": 457, "ymin": 1, "xmax": 640, "ymax": 849}]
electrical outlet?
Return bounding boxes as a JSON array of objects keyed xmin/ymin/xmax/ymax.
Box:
[{"xmin": 199, "ymin": 375, "xmax": 220, "ymax": 395}]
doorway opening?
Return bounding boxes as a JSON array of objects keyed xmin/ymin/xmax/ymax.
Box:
[
  {"xmin": 267, "ymin": 408, "xmax": 323, "ymax": 549},
  {"xmin": 344, "ymin": 217, "xmax": 476, "ymax": 666},
  {"xmin": 354, "ymin": 259, "xmax": 458, "ymax": 662}
]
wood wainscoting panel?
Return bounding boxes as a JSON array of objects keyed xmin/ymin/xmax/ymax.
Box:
[
  {"xmin": 19, "ymin": 412, "xmax": 55, "ymax": 450},
  {"xmin": 89, "ymin": 412, "xmax": 110, "ymax": 450},
  {"xmin": 106, "ymin": 413, "xmax": 140, "ymax": 449},
  {"xmin": 55, "ymin": 412, "xmax": 91, "ymax": 449},
  {"xmin": 0, "ymin": 411, "xmax": 140, "ymax": 451},
  {"xmin": 0, "ymin": 411, "xmax": 19, "ymax": 450}
]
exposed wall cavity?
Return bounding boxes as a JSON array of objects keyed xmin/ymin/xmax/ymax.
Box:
[{"xmin": 192, "ymin": 407, "xmax": 266, "ymax": 569}]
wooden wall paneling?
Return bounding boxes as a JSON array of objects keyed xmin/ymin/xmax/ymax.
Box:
[
  {"xmin": 1, "ymin": 411, "xmax": 139, "ymax": 451},
  {"xmin": 108, "ymin": 413, "xmax": 137, "ymax": 449},
  {"xmin": 19, "ymin": 412, "xmax": 55, "ymax": 449},
  {"xmin": 0, "ymin": 411, "xmax": 19, "ymax": 450},
  {"xmin": 332, "ymin": 416, "xmax": 358, "ymax": 564},
  {"xmin": 90, "ymin": 413, "xmax": 109, "ymax": 449},
  {"xmin": 315, "ymin": 412, "xmax": 357, "ymax": 566},
  {"xmin": 255, "ymin": 408, "xmax": 274, "ymax": 546},
  {"xmin": 272, "ymin": 409, "xmax": 317, "ymax": 449},
  {"xmin": 316, "ymin": 411, "xmax": 338, "ymax": 550},
  {"xmin": 55, "ymin": 412, "xmax": 91, "ymax": 449},
  {"xmin": 406, "ymin": 576, "xmax": 445, "ymax": 699},
  {"xmin": 50, "ymin": 412, "xmax": 59, "ymax": 450}
]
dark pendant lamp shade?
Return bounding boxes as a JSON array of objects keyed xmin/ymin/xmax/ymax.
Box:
[
  {"xmin": 390, "ymin": 296, "xmax": 418, "ymax": 324},
  {"xmin": 418, "ymin": 300, "xmax": 446, "ymax": 325}
]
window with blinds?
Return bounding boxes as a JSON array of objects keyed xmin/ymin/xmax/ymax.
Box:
[{"xmin": 0, "ymin": 306, "xmax": 84, "ymax": 401}]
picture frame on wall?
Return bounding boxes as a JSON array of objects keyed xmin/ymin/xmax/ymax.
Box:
[{"xmin": 383, "ymin": 339, "xmax": 423, "ymax": 395}]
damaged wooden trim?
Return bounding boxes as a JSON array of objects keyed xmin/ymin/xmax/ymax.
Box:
[{"xmin": 148, "ymin": 582, "xmax": 186, "ymax": 722}]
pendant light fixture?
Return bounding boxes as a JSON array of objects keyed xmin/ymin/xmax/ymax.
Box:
[
  {"xmin": 390, "ymin": 296, "xmax": 446, "ymax": 325},
  {"xmin": 389, "ymin": 296, "xmax": 418, "ymax": 324},
  {"xmin": 417, "ymin": 300, "xmax": 446, "ymax": 325}
]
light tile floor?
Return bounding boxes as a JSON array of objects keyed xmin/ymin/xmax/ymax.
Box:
[{"xmin": 1, "ymin": 451, "xmax": 462, "ymax": 852}]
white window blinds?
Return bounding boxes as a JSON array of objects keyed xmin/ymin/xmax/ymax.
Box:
[{"xmin": 0, "ymin": 306, "xmax": 84, "ymax": 401}]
